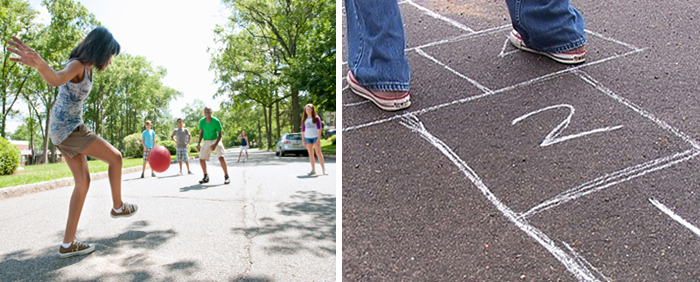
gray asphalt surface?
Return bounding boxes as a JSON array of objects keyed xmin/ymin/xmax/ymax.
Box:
[
  {"xmin": 342, "ymin": 0, "xmax": 700, "ymax": 281},
  {"xmin": 0, "ymin": 149, "xmax": 335, "ymax": 281}
]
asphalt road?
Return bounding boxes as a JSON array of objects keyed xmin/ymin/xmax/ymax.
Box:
[
  {"xmin": 0, "ymin": 149, "xmax": 336, "ymax": 281},
  {"xmin": 342, "ymin": 0, "xmax": 700, "ymax": 281}
]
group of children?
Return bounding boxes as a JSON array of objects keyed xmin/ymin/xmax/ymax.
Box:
[{"xmin": 6, "ymin": 26, "xmax": 329, "ymax": 259}]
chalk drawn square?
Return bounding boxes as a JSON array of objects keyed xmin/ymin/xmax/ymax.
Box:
[
  {"xmin": 419, "ymin": 28, "xmax": 637, "ymax": 91},
  {"xmin": 416, "ymin": 73, "xmax": 694, "ymax": 213},
  {"xmin": 528, "ymin": 162, "xmax": 700, "ymax": 281}
]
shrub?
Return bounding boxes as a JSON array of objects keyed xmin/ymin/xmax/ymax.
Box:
[
  {"xmin": 189, "ymin": 144, "xmax": 198, "ymax": 153},
  {"xmin": 123, "ymin": 133, "xmax": 143, "ymax": 158},
  {"xmin": 328, "ymin": 135, "xmax": 336, "ymax": 145},
  {"xmin": 0, "ymin": 136, "xmax": 21, "ymax": 175},
  {"xmin": 159, "ymin": 140, "xmax": 177, "ymax": 155}
]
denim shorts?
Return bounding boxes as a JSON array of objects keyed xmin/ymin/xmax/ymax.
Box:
[{"xmin": 305, "ymin": 137, "xmax": 318, "ymax": 144}]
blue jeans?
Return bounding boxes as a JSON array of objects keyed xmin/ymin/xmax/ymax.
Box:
[
  {"xmin": 305, "ymin": 137, "xmax": 318, "ymax": 145},
  {"xmin": 345, "ymin": 0, "xmax": 411, "ymax": 91},
  {"xmin": 506, "ymin": 0, "xmax": 586, "ymax": 53}
]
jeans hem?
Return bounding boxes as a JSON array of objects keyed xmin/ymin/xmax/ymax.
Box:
[
  {"xmin": 539, "ymin": 37, "xmax": 587, "ymax": 53},
  {"xmin": 361, "ymin": 82, "xmax": 410, "ymax": 92}
]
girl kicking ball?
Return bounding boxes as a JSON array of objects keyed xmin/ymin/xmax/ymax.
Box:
[{"xmin": 7, "ymin": 27, "xmax": 138, "ymax": 258}]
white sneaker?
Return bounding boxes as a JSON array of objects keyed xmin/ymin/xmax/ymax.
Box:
[
  {"xmin": 307, "ymin": 170, "xmax": 316, "ymax": 176},
  {"xmin": 323, "ymin": 169, "xmax": 327, "ymax": 175},
  {"xmin": 178, "ymin": 171, "xmax": 183, "ymax": 175}
]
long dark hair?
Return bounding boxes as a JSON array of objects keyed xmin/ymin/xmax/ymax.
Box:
[
  {"xmin": 302, "ymin": 104, "xmax": 318, "ymax": 124},
  {"xmin": 69, "ymin": 27, "xmax": 120, "ymax": 70}
]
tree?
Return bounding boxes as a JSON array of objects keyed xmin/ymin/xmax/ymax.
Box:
[
  {"xmin": 286, "ymin": 0, "xmax": 335, "ymax": 113},
  {"xmin": 219, "ymin": 0, "xmax": 328, "ymax": 132},
  {"xmin": 1, "ymin": 0, "xmax": 40, "ymax": 138}
]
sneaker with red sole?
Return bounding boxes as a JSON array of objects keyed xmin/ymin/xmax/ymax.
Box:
[
  {"xmin": 58, "ymin": 240, "xmax": 95, "ymax": 258},
  {"xmin": 508, "ymin": 29, "xmax": 586, "ymax": 65},
  {"xmin": 347, "ymin": 71, "xmax": 411, "ymax": 111}
]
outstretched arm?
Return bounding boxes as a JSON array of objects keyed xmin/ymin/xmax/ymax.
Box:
[{"xmin": 6, "ymin": 36, "xmax": 83, "ymax": 87}]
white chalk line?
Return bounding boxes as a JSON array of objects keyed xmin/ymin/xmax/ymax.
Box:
[
  {"xmin": 584, "ymin": 29, "xmax": 642, "ymax": 52},
  {"xmin": 399, "ymin": 115, "xmax": 602, "ymax": 282},
  {"xmin": 520, "ymin": 149, "xmax": 700, "ymax": 219},
  {"xmin": 511, "ymin": 104, "xmax": 624, "ymax": 147},
  {"xmin": 649, "ymin": 198, "xmax": 700, "ymax": 238},
  {"xmin": 574, "ymin": 70, "xmax": 700, "ymax": 150},
  {"xmin": 343, "ymin": 48, "xmax": 643, "ymax": 132},
  {"xmin": 404, "ymin": 0, "xmax": 475, "ymax": 33},
  {"xmin": 498, "ymin": 37, "xmax": 519, "ymax": 58},
  {"xmin": 343, "ymin": 100, "xmax": 369, "ymax": 107},
  {"xmin": 563, "ymin": 241, "xmax": 612, "ymax": 282},
  {"xmin": 406, "ymin": 25, "xmax": 511, "ymax": 52},
  {"xmin": 416, "ymin": 48, "xmax": 493, "ymax": 94}
]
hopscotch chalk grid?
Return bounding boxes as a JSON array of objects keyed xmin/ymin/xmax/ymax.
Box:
[{"xmin": 342, "ymin": 1, "xmax": 700, "ymax": 281}]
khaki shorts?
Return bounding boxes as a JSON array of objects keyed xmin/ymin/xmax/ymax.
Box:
[
  {"xmin": 199, "ymin": 140, "xmax": 225, "ymax": 161},
  {"xmin": 55, "ymin": 124, "xmax": 98, "ymax": 158}
]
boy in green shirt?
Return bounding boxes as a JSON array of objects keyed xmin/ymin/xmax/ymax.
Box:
[{"xmin": 196, "ymin": 107, "xmax": 229, "ymax": 184}]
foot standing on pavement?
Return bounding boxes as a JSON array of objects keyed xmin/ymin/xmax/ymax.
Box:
[
  {"xmin": 344, "ymin": 0, "xmax": 587, "ymax": 112},
  {"xmin": 6, "ymin": 27, "xmax": 138, "ymax": 259},
  {"xmin": 196, "ymin": 107, "xmax": 230, "ymax": 184},
  {"xmin": 171, "ymin": 118, "xmax": 193, "ymax": 175},
  {"xmin": 505, "ymin": 0, "xmax": 587, "ymax": 64},
  {"xmin": 345, "ymin": 0, "xmax": 412, "ymax": 111},
  {"xmin": 302, "ymin": 104, "xmax": 327, "ymax": 176}
]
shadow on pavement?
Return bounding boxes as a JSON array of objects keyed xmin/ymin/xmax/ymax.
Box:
[
  {"xmin": 0, "ymin": 220, "xmax": 184, "ymax": 281},
  {"xmin": 231, "ymin": 191, "xmax": 336, "ymax": 257},
  {"xmin": 179, "ymin": 183, "xmax": 227, "ymax": 192}
]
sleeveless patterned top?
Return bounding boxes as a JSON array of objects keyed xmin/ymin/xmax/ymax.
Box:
[{"xmin": 49, "ymin": 59, "xmax": 92, "ymax": 145}]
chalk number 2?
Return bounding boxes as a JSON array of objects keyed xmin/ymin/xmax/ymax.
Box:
[{"xmin": 512, "ymin": 104, "xmax": 623, "ymax": 147}]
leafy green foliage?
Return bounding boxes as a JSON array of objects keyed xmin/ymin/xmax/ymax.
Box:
[
  {"xmin": 0, "ymin": 136, "xmax": 21, "ymax": 175},
  {"xmin": 123, "ymin": 133, "xmax": 143, "ymax": 158},
  {"xmin": 158, "ymin": 140, "xmax": 177, "ymax": 155}
]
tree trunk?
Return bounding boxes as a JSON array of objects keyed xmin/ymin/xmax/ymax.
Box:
[
  {"xmin": 257, "ymin": 120, "xmax": 262, "ymax": 149},
  {"xmin": 267, "ymin": 106, "xmax": 273, "ymax": 150},
  {"xmin": 262, "ymin": 105, "xmax": 269, "ymax": 149},
  {"xmin": 275, "ymin": 100, "xmax": 280, "ymax": 141},
  {"xmin": 291, "ymin": 88, "xmax": 300, "ymax": 132},
  {"xmin": 42, "ymin": 102, "xmax": 52, "ymax": 164}
]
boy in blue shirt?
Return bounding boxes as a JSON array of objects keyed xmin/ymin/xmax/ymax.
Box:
[{"xmin": 141, "ymin": 120, "xmax": 157, "ymax": 178}]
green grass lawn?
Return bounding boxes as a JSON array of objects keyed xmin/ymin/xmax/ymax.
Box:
[
  {"xmin": 0, "ymin": 158, "xmax": 145, "ymax": 189},
  {"xmin": 320, "ymin": 139, "xmax": 336, "ymax": 156}
]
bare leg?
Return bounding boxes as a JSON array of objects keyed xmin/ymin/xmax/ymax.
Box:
[
  {"xmin": 306, "ymin": 144, "xmax": 315, "ymax": 171},
  {"xmin": 179, "ymin": 161, "xmax": 183, "ymax": 172},
  {"xmin": 62, "ymin": 153, "xmax": 90, "ymax": 244},
  {"xmin": 200, "ymin": 159, "xmax": 207, "ymax": 175},
  {"xmin": 82, "ymin": 137, "xmax": 124, "ymax": 209},
  {"xmin": 219, "ymin": 157, "xmax": 228, "ymax": 175},
  {"xmin": 245, "ymin": 151, "xmax": 249, "ymax": 161},
  {"xmin": 237, "ymin": 151, "xmax": 242, "ymax": 162},
  {"xmin": 185, "ymin": 160, "xmax": 191, "ymax": 172},
  {"xmin": 313, "ymin": 141, "xmax": 325, "ymax": 171}
]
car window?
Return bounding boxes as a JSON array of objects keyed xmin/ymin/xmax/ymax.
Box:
[{"xmin": 286, "ymin": 134, "xmax": 302, "ymax": 140}]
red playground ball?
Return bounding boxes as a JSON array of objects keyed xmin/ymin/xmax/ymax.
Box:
[{"xmin": 148, "ymin": 146, "xmax": 171, "ymax": 173}]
